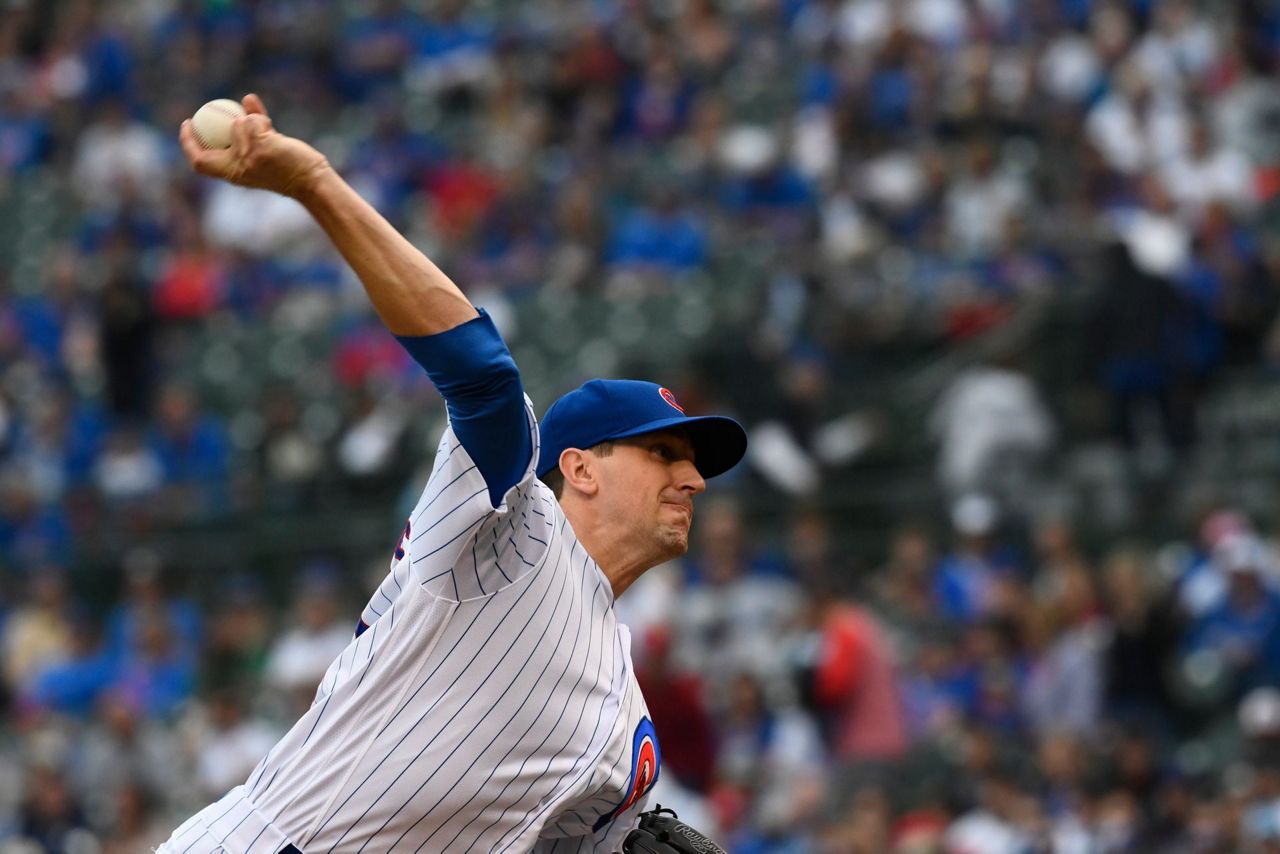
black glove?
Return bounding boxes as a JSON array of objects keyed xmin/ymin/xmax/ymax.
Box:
[{"xmin": 621, "ymin": 805, "xmax": 727, "ymax": 854}]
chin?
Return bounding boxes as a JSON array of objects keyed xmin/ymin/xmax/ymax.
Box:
[{"xmin": 656, "ymin": 525, "xmax": 690, "ymax": 558}]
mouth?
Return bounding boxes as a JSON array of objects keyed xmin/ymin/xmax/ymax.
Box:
[{"xmin": 662, "ymin": 501, "xmax": 693, "ymax": 521}]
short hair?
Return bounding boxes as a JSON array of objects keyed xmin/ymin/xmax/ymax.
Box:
[{"xmin": 538, "ymin": 440, "xmax": 614, "ymax": 499}]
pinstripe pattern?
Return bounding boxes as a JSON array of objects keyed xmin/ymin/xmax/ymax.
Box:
[{"xmin": 158, "ymin": 398, "xmax": 659, "ymax": 853}]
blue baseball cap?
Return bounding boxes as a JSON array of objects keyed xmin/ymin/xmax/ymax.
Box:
[{"xmin": 537, "ymin": 380, "xmax": 747, "ymax": 479}]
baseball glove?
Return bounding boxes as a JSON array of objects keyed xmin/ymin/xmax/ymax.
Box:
[{"xmin": 621, "ymin": 805, "xmax": 727, "ymax": 854}]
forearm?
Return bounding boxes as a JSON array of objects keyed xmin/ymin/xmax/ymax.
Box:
[
  {"xmin": 293, "ymin": 166, "xmax": 477, "ymax": 336},
  {"xmin": 294, "ymin": 166, "xmax": 530, "ymax": 501},
  {"xmin": 179, "ymin": 95, "xmax": 474, "ymax": 336}
]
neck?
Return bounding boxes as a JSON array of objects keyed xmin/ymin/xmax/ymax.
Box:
[
  {"xmin": 563, "ymin": 501, "xmax": 658, "ymax": 598},
  {"xmin": 577, "ymin": 522, "xmax": 656, "ymax": 598}
]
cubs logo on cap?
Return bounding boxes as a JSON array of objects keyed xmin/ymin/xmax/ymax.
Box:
[
  {"xmin": 659, "ymin": 387, "xmax": 684, "ymax": 413},
  {"xmin": 536, "ymin": 379, "xmax": 747, "ymax": 479}
]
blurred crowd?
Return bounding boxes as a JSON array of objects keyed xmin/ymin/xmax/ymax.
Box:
[
  {"xmin": 15, "ymin": 499, "xmax": 1280, "ymax": 853},
  {"xmin": 3, "ymin": 0, "xmax": 1280, "ymax": 850},
  {"xmin": 616, "ymin": 497, "xmax": 1280, "ymax": 853}
]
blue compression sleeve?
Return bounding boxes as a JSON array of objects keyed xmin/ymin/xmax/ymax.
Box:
[{"xmin": 396, "ymin": 310, "xmax": 532, "ymax": 507}]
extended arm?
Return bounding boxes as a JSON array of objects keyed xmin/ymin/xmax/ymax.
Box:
[
  {"xmin": 179, "ymin": 93, "xmax": 474, "ymax": 336},
  {"xmin": 179, "ymin": 95, "xmax": 530, "ymax": 503}
]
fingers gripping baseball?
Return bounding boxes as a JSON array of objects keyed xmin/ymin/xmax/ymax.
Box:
[
  {"xmin": 179, "ymin": 94, "xmax": 329, "ymax": 197},
  {"xmin": 242, "ymin": 92, "xmax": 269, "ymax": 117}
]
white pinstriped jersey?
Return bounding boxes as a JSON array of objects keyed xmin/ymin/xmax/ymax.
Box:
[{"xmin": 160, "ymin": 397, "xmax": 661, "ymax": 853}]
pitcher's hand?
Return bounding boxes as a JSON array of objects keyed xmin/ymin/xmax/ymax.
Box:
[{"xmin": 179, "ymin": 94, "xmax": 331, "ymax": 198}]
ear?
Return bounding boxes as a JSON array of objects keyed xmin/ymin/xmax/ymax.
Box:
[{"xmin": 559, "ymin": 448, "xmax": 599, "ymax": 497}]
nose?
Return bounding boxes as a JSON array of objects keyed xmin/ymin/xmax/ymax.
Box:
[{"xmin": 674, "ymin": 459, "xmax": 706, "ymax": 496}]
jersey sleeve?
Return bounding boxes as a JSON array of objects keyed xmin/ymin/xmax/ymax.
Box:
[
  {"xmin": 358, "ymin": 393, "xmax": 552, "ymax": 624},
  {"xmin": 396, "ymin": 309, "xmax": 532, "ymax": 507}
]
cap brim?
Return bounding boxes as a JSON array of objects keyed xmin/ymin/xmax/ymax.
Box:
[{"xmin": 608, "ymin": 414, "xmax": 748, "ymax": 479}]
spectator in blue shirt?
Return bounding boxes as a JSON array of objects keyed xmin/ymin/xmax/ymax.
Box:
[
  {"xmin": 606, "ymin": 187, "xmax": 708, "ymax": 272},
  {"xmin": 0, "ymin": 90, "xmax": 51, "ymax": 173},
  {"xmin": 1184, "ymin": 540, "xmax": 1280, "ymax": 697},
  {"xmin": 106, "ymin": 555, "xmax": 202, "ymax": 666},
  {"xmin": 0, "ymin": 477, "xmax": 72, "ymax": 569},
  {"xmin": 111, "ymin": 612, "xmax": 196, "ymax": 719},
  {"xmin": 28, "ymin": 613, "xmax": 116, "ymax": 718},
  {"xmin": 933, "ymin": 495, "xmax": 1023, "ymax": 624},
  {"xmin": 145, "ymin": 384, "xmax": 230, "ymax": 515}
]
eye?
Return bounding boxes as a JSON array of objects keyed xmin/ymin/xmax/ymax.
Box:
[{"xmin": 652, "ymin": 444, "xmax": 677, "ymax": 461}]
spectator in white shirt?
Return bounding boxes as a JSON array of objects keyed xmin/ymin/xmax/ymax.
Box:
[
  {"xmin": 264, "ymin": 566, "xmax": 353, "ymax": 700},
  {"xmin": 1159, "ymin": 118, "xmax": 1256, "ymax": 224}
]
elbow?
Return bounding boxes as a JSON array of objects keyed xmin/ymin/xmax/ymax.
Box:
[
  {"xmin": 440, "ymin": 353, "xmax": 525, "ymax": 421},
  {"xmin": 475, "ymin": 352, "xmax": 522, "ymax": 399}
]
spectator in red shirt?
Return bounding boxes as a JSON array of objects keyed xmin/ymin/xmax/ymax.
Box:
[
  {"xmin": 635, "ymin": 623, "xmax": 715, "ymax": 794},
  {"xmin": 799, "ymin": 590, "xmax": 909, "ymax": 763}
]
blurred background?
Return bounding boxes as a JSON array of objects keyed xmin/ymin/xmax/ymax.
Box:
[{"xmin": 3, "ymin": 0, "xmax": 1280, "ymax": 851}]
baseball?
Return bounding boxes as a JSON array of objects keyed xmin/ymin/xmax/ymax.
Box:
[{"xmin": 190, "ymin": 98, "xmax": 246, "ymax": 149}]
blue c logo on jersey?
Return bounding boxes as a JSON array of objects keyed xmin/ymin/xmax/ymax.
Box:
[
  {"xmin": 392, "ymin": 519, "xmax": 411, "ymax": 562},
  {"xmin": 593, "ymin": 717, "xmax": 661, "ymax": 831}
]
